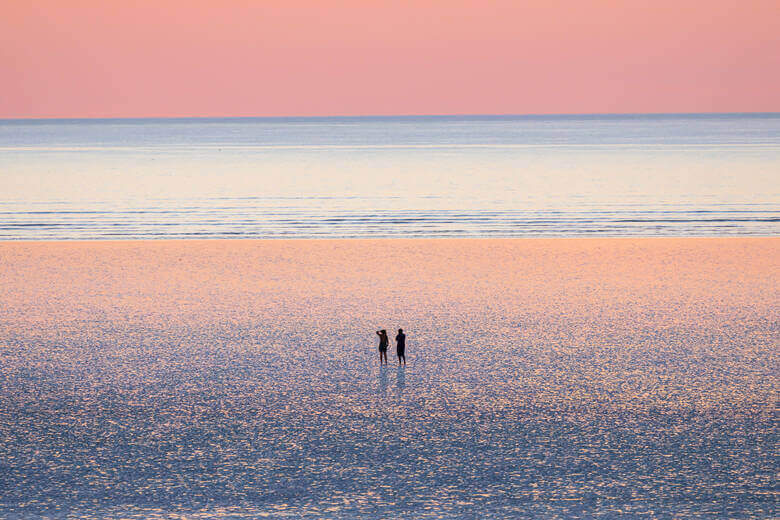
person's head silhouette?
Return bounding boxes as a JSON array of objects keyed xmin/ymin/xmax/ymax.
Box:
[{"xmin": 398, "ymin": 329, "xmax": 403, "ymax": 334}]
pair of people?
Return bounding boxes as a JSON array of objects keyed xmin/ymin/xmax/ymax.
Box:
[{"xmin": 376, "ymin": 329, "xmax": 406, "ymax": 366}]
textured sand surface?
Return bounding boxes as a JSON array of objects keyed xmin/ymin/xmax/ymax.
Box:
[{"xmin": 0, "ymin": 238, "xmax": 777, "ymax": 518}]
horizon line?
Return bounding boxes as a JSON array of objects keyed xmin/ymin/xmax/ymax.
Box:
[{"xmin": 2, "ymin": 111, "xmax": 779, "ymax": 122}]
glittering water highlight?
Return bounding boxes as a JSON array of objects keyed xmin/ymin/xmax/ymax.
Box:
[{"xmin": 0, "ymin": 238, "xmax": 776, "ymax": 518}]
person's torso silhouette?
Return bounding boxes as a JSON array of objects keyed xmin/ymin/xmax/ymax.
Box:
[
  {"xmin": 395, "ymin": 329, "xmax": 406, "ymax": 365},
  {"xmin": 376, "ymin": 329, "xmax": 389, "ymax": 365}
]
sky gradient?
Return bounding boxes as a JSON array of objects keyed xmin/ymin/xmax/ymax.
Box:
[{"xmin": 2, "ymin": 0, "xmax": 779, "ymax": 118}]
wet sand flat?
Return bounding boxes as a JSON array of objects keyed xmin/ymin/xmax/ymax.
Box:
[{"xmin": 0, "ymin": 238, "xmax": 777, "ymax": 518}]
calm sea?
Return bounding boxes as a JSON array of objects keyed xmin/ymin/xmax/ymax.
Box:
[{"xmin": 1, "ymin": 114, "xmax": 778, "ymax": 239}]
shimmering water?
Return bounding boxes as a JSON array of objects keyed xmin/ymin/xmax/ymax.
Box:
[
  {"xmin": 1, "ymin": 114, "xmax": 778, "ymax": 239},
  {"xmin": 0, "ymin": 239, "xmax": 776, "ymax": 518}
]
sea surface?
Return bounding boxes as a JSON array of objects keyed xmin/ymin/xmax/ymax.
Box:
[{"xmin": 1, "ymin": 114, "xmax": 778, "ymax": 239}]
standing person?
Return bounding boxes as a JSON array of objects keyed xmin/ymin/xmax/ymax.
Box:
[
  {"xmin": 395, "ymin": 329, "xmax": 406, "ymax": 366},
  {"xmin": 376, "ymin": 329, "xmax": 389, "ymax": 365}
]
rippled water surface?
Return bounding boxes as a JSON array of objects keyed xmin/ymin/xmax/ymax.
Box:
[
  {"xmin": 1, "ymin": 114, "xmax": 778, "ymax": 239},
  {"xmin": 0, "ymin": 239, "xmax": 776, "ymax": 518}
]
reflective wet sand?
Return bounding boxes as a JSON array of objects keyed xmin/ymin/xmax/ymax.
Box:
[{"xmin": 0, "ymin": 238, "xmax": 777, "ymax": 518}]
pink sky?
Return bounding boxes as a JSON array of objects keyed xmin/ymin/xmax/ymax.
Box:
[{"xmin": 1, "ymin": 0, "xmax": 779, "ymax": 118}]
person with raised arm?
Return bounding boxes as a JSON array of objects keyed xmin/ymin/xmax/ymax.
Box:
[{"xmin": 376, "ymin": 329, "xmax": 389, "ymax": 365}]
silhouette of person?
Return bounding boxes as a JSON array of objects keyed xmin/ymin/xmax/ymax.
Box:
[
  {"xmin": 395, "ymin": 329, "xmax": 406, "ymax": 365},
  {"xmin": 376, "ymin": 329, "xmax": 389, "ymax": 365}
]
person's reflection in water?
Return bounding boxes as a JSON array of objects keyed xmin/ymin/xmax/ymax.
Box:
[
  {"xmin": 395, "ymin": 365, "xmax": 406, "ymax": 395},
  {"xmin": 377, "ymin": 366, "xmax": 388, "ymax": 396}
]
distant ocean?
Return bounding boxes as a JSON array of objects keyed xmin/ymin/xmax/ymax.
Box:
[{"xmin": 1, "ymin": 114, "xmax": 778, "ymax": 240}]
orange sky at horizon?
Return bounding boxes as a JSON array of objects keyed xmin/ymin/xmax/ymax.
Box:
[{"xmin": 1, "ymin": 0, "xmax": 779, "ymax": 118}]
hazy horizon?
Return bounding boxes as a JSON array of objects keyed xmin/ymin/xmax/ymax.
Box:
[{"xmin": 3, "ymin": 111, "xmax": 780, "ymax": 122}]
